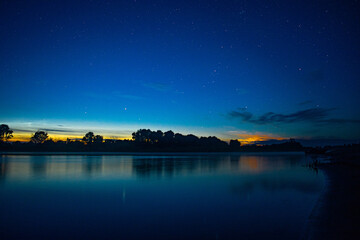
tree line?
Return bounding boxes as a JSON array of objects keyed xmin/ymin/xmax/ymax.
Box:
[{"xmin": 0, "ymin": 124, "xmax": 303, "ymax": 152}]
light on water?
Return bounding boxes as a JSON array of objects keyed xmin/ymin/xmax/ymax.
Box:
[{"xmin": 0, "ymin": 153, "xmax": 324, "ymax": 239}]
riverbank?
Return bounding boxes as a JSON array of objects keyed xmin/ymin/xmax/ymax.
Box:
[
  {"xmin": 305, "ymin": 162, "xmax": 360, "ymax": 239},
  {"xmin": 0, "ymin": 151, "xmax": 305, "ymax": 156}
]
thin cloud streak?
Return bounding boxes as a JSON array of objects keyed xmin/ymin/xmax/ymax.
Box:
[
  {"xmin": 142, "ymin": 82, "xmax": 170, "ymax": 92},
  {"xmin": 228, "ymin": 108, "xmax": 360, "ymax": 125},
  {"xmin": 297, "ymin": 100, "xmax": 313, "ymax": 106}
]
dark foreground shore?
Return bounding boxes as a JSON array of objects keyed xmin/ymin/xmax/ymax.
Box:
[{"xmin": 305, "ymin": 163, "xmax": 360, "ymax": 239}]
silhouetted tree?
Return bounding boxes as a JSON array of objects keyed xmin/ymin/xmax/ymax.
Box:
[
  {"xmin": 164, "ymin": 130, "xmax": 174, "ymax": 142},
  {"xmin": 132, "ymin": 130, "xmax": 141, "ymax": 142},
  {"xmin": 0, "ymin": 124, "xmax": 13, "ymax": 142},
  {"xmin": 0, "ymin": 127, "xmax": 309, "ymax": 152},
  {"xmin": 174, "ymin": 133, "xmax": 186, "ymax": 144},
  {"xmin": 132, "ymin": 129, "xmax": 152, "ymax": 143},
  {"xmin": 149, "ymin": 130, "xmax": 163, "ymax": 144},
  {"xmin": 94, "ymin": 135, "xmax": 103, "ymax": 144},
  {"xmin": 30, "ymin": 131, "xmax": 48, "ymax": 144},
  {"xmin": 184, "ymin": 134, "xmax": 199, "ymax": 144},
  {"xmin": 131, "ymin": 129, "xmax": 231, "ymax": 151},
  {"xmin": 83, "ymin": 132, "xmax": 95, "ymax": 144},
  {"xmin": 230, "ymin": 139, "xmax": 241, "ymax": 149}
]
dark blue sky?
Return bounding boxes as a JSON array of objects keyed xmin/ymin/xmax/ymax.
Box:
[{"xmin": 1, "ymin": 0, "xmax": 359, "ymax": 143}]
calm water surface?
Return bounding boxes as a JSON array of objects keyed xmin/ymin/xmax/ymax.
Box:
[{"xmin": 0, "ymin": 153, "xmax": 324, "ymax": 239}]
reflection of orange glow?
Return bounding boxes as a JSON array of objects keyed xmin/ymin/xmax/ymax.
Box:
[
  {"xmin": 244, "ymin": 157, "xmax": 258, "ymax": 170},
  {"xmin": 236, "ymin": 156, "xmax": 270, "ymax": 173}
]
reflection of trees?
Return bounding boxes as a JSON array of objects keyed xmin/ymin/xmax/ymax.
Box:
[
  {"xmin": 132, "ymin": 156, "xmax": 225, "ymax": 178},
  {"xmin": 230, "ymin": 155, "xmax": 240, "ymax": 169},
  {"xmin": 0, "ymin": 159, "xmax": 8, "ymax": 183},
  {"xmin": 0, "ymin": 154, "xmax": 311, "ymax": 183},
  {"xmin": 164, "ymin": 159, "xmax": 175, "ymax": 177},
  {"xmin": 82, "ymin": 157, "xmax": 103, "ymax": 175},
  {"xmin": 200, "ymin": 156, "xmax": 223, "ymax": 172},
  {"xmin": 31, "ymin": 156, "xmax": 47, "ymax": 176},
  {"xmin": 133, "ymin": 159, "xmax": 164, "ymax": 178},
  {"xmin": 132, "ymin": 157, "xmax": 182, "ymax": 178}
]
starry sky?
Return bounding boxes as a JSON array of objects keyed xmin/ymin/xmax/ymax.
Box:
[{"xmin": 0, "ymin": 0, "xmax": 359, "ymax": 144}]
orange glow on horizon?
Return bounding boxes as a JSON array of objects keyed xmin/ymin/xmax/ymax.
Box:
[
  {"xmin": 235, "ymin": 133, "xmax": 285, "ymax": 145},
  {"xmin": 7, "ymin": 133, "xmax": 132, "ymax": 142},
  {"xmin": 7, "ymin": 130, "xmax": 285, "ymax": 144}
]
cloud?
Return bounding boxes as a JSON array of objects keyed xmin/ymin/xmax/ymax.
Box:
[
  {"xmin": 40, "ymin": 128, "xmax": 78, "ymax": 133},
  {"xmin": 84, "ymin": 92, "xmax": 145, "ymax": 101},
  {"xmin": 297, "ymin": 100, "xmax": 313, "ymax": 106},
  {"xmin": 12, "ymin": 128, "xmax": 36, "ymax": 133},
  {"xmin": 110, "ymin": 91, "xmax": 145, "ymax": 100},
  {"xmin": 142, "ymin": 82, "xmax": 169, "ymax": 92},
  {"xmin": 228, "ymin": 107, "xmax": 360, "ymax": 125},
  {"xmin": 118, "ymin": 94, "xmax": 145, "ymax": 100},
  {"xmin": 13, "ymin": 128, "xmax": 78, "ymax": 133}
]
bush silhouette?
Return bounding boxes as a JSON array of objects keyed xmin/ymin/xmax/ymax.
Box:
[
  {"xmin": 0, "ymin": 124, "xmax": 13, "ymax": 142},
  {"xmin": 31, "ymin": 131, "xmax": 48, "ymax": 144}
]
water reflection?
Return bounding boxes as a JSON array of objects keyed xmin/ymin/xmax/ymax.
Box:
[
  {"xmin": 0, "ymin": 160, "xmax": 8, "ymax": 183},
  {"xmin": 0, "ymin": 153, "xmax": 311, "ymax": 179},
  {"xmin": 0, "ymin": 153, "xmax": 319, "ymax": 188},
  {"xmin": 230, "ymin": 172, "xmax": 322, "ymax": 196},
  {"xmin": 0, "ymin": 153, "xmax": 324, "ymax": 239},
  {"xmin": 82, "ymin": 157, "xmax": 103, "ymax": 175}
]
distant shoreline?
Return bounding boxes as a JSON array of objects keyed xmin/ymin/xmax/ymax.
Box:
[{"xmin": 0, "ymin": 151, "xmax": 306, "ymax": 156}]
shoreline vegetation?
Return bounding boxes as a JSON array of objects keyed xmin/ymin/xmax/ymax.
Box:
[
  {"xmin": 1, "ymin": 126, "xmax": 307, "ymax": 152},
  {"xmin": 1, "ymin": 124, "xmax": 359, "ymax": 154}
]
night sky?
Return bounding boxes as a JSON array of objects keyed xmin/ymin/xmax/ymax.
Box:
[{"xmin": 1, "ymin": 0, "xmax": 359, "ymax": 144}]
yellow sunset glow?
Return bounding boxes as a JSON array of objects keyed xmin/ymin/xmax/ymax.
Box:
[
  {"xmin": 8, "ymin": 133, "xmax": 132, "ymax": 142},
  {"xmin": 235, "ymin": 133, "xmax": 285, "ymax": 145}
]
